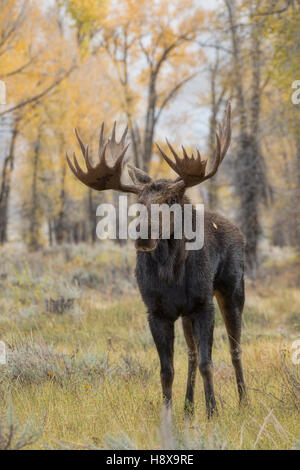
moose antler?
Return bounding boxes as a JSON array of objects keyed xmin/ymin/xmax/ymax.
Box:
[
  {"xmin": 67, "ymin": 103, "xmax": 231, "ymax": 195},
  {"xmin": 66, "ymin": 122, "xmax": 142, "ymax": 194},
  {"xmin": 156, "ymin": 101, "xmax": 231, "ymax": 189}
]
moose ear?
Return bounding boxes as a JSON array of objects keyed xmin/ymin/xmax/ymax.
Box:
[{"xmin": 127, "ymin": 164, "xmax": 152, "ymax": 185}]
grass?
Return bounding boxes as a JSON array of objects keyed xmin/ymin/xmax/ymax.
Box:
[{"xmin": 0, "ymin": 242, "xmax": 299, "ymax": 449}]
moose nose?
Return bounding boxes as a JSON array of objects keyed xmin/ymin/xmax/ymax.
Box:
[{"xmin": 135, "ymin": 238, "xmax": 158, "ymax": 252}]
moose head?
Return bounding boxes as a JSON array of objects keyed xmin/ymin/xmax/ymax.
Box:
[{"xmin": 66, "ymin": 102, "xmax": 231, "ymax": 252}]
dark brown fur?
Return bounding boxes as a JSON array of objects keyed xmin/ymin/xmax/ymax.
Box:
[
  {"xmin": 135, "ymin": 179, "xmax": 247, "ymax": 417},
  {"xmin": 66, "ymin": 109, "xmax": 246, "ymax": 418}
]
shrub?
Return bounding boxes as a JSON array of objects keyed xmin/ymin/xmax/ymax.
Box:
[
  {"xmin": 71, "ymin": 268, "xmax": 100, "ymax": 289},
  {"xmin": 0, "ymin": 403, "xmax": 42, "ymax": 450},
  {"xmin": 4, "ymin": 340, "xmax": 111, "ymax": 387}
]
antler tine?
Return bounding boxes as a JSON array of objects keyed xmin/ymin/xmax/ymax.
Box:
[
  {"xmin": 66, "ymin": 152, "xmax": 78, "ymax": 178},
  {"xmin": 72, "ymin": 151, "xmax": 85, "ymax": 176},
  {"xmin": 156, "ymin": 142, "xmax": 179, "ymax": 174},
  {"xmin": 111, "ymin": 121, "xmax": 116, "ymax": 143},
  {"xmin": 84, "ymin": 145, "xmax": 93, "ymax": 171},
  {"xmin": 66, "ymin": 121, "xmax": 142, "ymax": 195},
  {"xmin": 166, "ymin": 139, "xmax": 183, "ymax": 167},
  {"xmin": 98, "ymin": 122, "xmax": 105, "ymax": 157},
  {"xmin": 120, "ymin": 125, "xmax": 128, "ymax": 145},
  {"xmin": 75, "ymin": 128, "xmax": 86, "ymax": 157},
  {"xmin": 157, "ymin": 141, "xmax": 204, "ymax": 180},
  {"xmin": 182, "ymin": 145, "xmax": 189, "ymax": 160},
  {"xmin": 155, "ymin": 100, "xmax": 231, "ymax": 189},
  {"xmin": 74, "ymin": 129, "xmax": 93, "ymax": 171},
  {"xmin": 219, "ymin": 101, "xmax": 231, "ymax": 161},
  {"xmin": 202, "ymin": 102, "xmax": 231, "ymax": 181},
  {"xmin": 201, "ymin": 132, "xmax": 221, "ymax": 182},
  {"xmin": 67, "ymin": 150, "xmax": 89, "ymax": 182},
  {"xmin": 114, "ymin": 143, "xmax": 130, "ymax": 168}
]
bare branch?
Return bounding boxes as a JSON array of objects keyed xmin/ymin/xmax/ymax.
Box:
[
  {"xmin": 0, "ymin": 64, "xmax": 76, "ymax": 118},
  {"xmin": 253, "ymin": 0, "xmax": 293, "ymax": 16},
  {"xmin": 0, "ymin": 1, "xmax": 27, "ymax": 52},
  {"xmin": 155, "ymin": 73, "xmax": 197, "ymax": 123},
  {"xmin": 197, "ymin": 41, "xmax": 233, "ymax": 55},
  {"xmin": 0, "ymin": 56, "xmax": 36, "ymax": 79}
]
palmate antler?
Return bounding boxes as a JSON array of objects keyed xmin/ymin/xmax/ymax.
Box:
[
  {"xmin": 67, "ymin": 102, "xmax": 231, "ymax": 194},
  {"xmin": 156, "ymin": 101, "xmax": 231, "ymax": 190},
  {"xmin": 66, "ymin": 122, "xmax": 142, "ymax": 194}
]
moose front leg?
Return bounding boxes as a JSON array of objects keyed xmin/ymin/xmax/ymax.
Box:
[
  {"xmin": 182, "ymin": 317, "xmax": 197, "ymax": 417},
  {"xmin": 148, "ymin": 314, "xmax": 175, "ymax": 408},
  {"xmin": 193, "ymin": 303, "xmax": 217, "ymax": 419}
]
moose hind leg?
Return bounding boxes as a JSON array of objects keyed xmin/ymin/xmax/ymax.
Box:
[
  {"xmin": 215, "ymin": 288, "xmax": 247, "ymax": 404},
  {"xmin": 182, "ymin": 317, "xmax": 197, "ymax": 416},
  {"xmin": 148, "ymin": 314, "xmax": 175, "ymax": 408},
  {"xmin": 193, "ymin": 303, "xmax": 217, "ymax": 419}
]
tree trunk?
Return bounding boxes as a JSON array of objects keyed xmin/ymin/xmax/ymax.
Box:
[
  {"xmin": 55, "ymin": 160, "xmax": 67, "ymax": 244},
  {"xmin": 225, "ymin": 0, "xmax": 268, "ymax": 276},
  {"xmin": 28, "ymin": 135, "xmax": 41, "ymax": 251},
  {"xmin": 0, "ymin": 126, "xmax": 18, "ymax": 244},
  {"xmin": 88, "ymin": 189, "xmax": 97, "ymax": 243},
  {"xmin": 207, "ymin": 111, "xmax": 218, "ymax": 210},
  {"xmin": 295, "ymin": 132, "xmax": 300, "ymax": 253},
  {"xmin": 142, "ymin": 74, "xmax": 157, "ymax": 171},
  {"xmin": 48, "ymin": 218, "xmax": 53, "ymax": 246},
  {"xmin": 207, "ymin": 54, "xmax": 226, "ymax": 210},
  {"xmin": 113, "ymin": 190, "xmax": 126, "ymax": 245}
]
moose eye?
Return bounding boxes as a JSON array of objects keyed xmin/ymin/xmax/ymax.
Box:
[{"xmin": 169, "ymin": 198, "xmax": 176, "ymax": 205}]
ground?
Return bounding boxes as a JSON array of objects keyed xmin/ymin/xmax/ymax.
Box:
[{"xmin": 0, "ymin": 242, "xmax": 299, "ymax": 450}]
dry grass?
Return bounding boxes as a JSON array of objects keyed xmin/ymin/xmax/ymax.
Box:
[{"xmin": 0, "ymin": 242, "xmax": 299, "ymax": 449}]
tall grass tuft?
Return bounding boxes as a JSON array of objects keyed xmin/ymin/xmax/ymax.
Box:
[{"xmin": 0, "ymin": 403, "xmax": 42, "ymax": 450}]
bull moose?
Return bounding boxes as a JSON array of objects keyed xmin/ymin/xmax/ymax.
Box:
[{"xmin": 66, "ymin": 102, "xmax": 247, "ymax": 418}]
